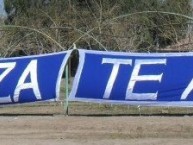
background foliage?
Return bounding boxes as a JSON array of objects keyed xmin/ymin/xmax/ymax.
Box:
[{"xmin": 0, "ymin": 0, "xmax": 192, "ymax": 56}]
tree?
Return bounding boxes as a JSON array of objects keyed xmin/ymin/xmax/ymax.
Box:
[{"xmin": 1, "ymin": 0, "xmax": 192, "ymax": 56}]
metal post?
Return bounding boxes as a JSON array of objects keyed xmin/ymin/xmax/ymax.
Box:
[{"xmin": 65, "ymin": 63, "xmax": 69, "ymax": 115}]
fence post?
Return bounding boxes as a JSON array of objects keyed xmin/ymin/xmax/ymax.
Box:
[{"xmin": 65, "ymin": 62, "xmax": 69, "ymax": 116}]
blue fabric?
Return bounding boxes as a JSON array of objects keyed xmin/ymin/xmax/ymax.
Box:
[
  {"xmin": 69, "ymin": 50, "xmax": 193, "ymax": 106},
  {"xmin": 0, "ymin": 51, "xmax": 69, "ymax": 105}
]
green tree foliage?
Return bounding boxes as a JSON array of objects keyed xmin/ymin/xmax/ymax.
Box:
[
  {"xmin": 1, "ymin": 0, "xmax": 192, "ymax": 56},
  {"xmin": 120, "ymin": 0, "xmax": 191, "ymax": 50}
]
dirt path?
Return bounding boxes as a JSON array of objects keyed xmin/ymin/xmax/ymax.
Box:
[{"xmin": 0, "ymin": 115, "xmax": 193, "ymax": 145}]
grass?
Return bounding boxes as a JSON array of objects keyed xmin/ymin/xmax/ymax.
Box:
[
  {"xmin": 0, "ymin": 99, "xmax": 193, "ymax": 116},
  {"xmin": 68, "ymin": 102, "xmax": 193, "ymax": 116}
]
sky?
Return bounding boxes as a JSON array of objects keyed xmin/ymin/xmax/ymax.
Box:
[{"xmin": 0, "ymin": 0, "xmax": 6, "ymax": 17}]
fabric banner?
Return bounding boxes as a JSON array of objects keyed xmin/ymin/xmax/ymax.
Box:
[
  {"xmin": 0, "ymin": 50, "xmax": 71, "ymax": 105},
  {"xmin": 70, "ymin": 49, "xmax": 193, "ymax": 107}
]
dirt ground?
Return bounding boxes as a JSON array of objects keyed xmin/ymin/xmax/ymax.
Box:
[
  {"xmin": 1, "ymin": 105, "xmax": 193, "ymax": 145},
  {"xmin": 0, "ymin": 86, "xmax": 193, "ymax": 145}
]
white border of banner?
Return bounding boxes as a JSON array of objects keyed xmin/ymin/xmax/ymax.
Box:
[
  {"xmin": 69, "ymin": 49, "xmax": 193, "ymax": 107},
  {"xmin": 55, "ymin": 50, "xmax": 72, "ymax": 101}
]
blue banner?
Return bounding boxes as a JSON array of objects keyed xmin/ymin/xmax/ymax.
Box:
[
  {"xmin": 0, "ymin": 50, "xmax": 71, "ymax": 105},
  {"xmin": 70, "ymin": 49, "xmax": 193, "ymax": 107}
]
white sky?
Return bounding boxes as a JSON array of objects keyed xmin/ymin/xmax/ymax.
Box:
[{"xmin": 0, "ymin": 0, "xmax": 6, "ymax": 17}]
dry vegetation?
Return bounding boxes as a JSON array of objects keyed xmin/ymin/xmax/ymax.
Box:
[{"xmin": 0, "ymin": 0, "xmax": 191, "ymax": 57}]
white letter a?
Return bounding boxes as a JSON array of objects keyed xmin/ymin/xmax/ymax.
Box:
[
  {"xmin": 181, "ymin": 78, "xmax": 193, "ymax": 100},
  {"xmin": 13, "ymin": 60, "xmax": 41, "ymax": 102}
]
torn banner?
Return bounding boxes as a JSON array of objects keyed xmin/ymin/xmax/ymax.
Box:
[
  {"xmin": 70, "ymin": 49, "xmax": 193, "ymax": 107},
  {"xmin": 0, "ymin": 50, "xmax": 71, "ymax": 105}
]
